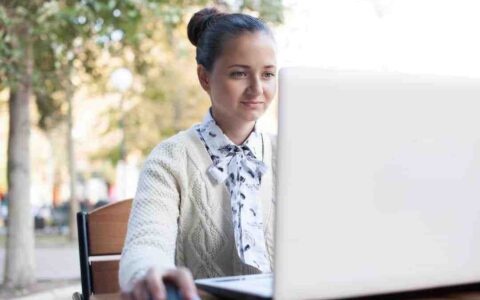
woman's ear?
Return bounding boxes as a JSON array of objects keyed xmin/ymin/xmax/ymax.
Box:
[{"xmin": 197, "ymin": 65, "xmax": 210, "ymax": 92}]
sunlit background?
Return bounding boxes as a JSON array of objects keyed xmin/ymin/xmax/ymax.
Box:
[{"xmin": 277, "ymin": 0, "xmax": 480, "ymax": 77}]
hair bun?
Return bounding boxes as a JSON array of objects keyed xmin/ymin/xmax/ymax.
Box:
[{"xmin": 187, "ymin": 7, "xmax": 224, "ymax": 47}]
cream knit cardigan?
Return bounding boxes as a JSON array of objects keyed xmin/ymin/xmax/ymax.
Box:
[{"xmin": 119, "ymin": 126, "xmax": 276, "ymax": 291}]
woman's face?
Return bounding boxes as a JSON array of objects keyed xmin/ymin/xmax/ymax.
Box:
[{"xmin": 199, "ymin": 31, "xmax": 277, "ymax": 126}]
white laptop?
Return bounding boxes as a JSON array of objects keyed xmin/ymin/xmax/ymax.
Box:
[{"xmin": 195, "ymin": 68, "xmax": 480, "ymax": 300}]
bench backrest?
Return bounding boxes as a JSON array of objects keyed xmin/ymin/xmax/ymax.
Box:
[{"xmin": 77, "ymin": 199, "xmax": 132, "ymax": 299}]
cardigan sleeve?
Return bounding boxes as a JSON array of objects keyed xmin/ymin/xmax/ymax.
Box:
[{"xmin": 119, "ymin": 140, "xmax": 185, "ymax": 292}]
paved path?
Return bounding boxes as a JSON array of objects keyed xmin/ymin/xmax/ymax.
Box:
[
  {"xmin": 0, "ymin": 246, "xmax": 80, "ymax": 283},
  {"xmin": 0, "ymin": 246, "xmax": 81, "ymax": 299},
  {"xmin": 10, "ymin": 284, "xmax": 82, "ymax": 300}
]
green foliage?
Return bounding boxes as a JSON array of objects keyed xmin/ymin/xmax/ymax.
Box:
[
  {"xmin": 1, "ymin": 0, "xmax": 285, "ymax": 168},
  {"xmin": 241, "ymin": 0, "xmax": 284, "ymax": 24}
]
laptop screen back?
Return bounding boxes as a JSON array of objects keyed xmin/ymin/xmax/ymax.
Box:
[{"xmin": 274, "ymin": 68, "xmax": 480, "ymax": 300}]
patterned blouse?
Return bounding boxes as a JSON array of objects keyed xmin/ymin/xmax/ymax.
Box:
[{"xmin": 195, "ymin": 110, "xmax": 271, "ymax": 272}]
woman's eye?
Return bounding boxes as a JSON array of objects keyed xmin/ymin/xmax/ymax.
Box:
[
  {"xmin": 263, "ymin": 72, "xmax": 276, "ymax": 78},
  {"xmin": 230, "ymin": 71, "xmax": 247, "ymax": 78}
]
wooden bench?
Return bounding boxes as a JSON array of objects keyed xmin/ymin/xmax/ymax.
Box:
[{"xmin": 73, "ymin": 199, "xmax": 132, "ymax": 300}]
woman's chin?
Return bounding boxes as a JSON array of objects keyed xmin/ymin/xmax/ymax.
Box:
[
  {"xmin": 240, "ymin": 111, "xmax": 264, "ymax": 123},
  {"xmin": 239, "ymin": 105, "xmax": 266, "ymax": 118}
]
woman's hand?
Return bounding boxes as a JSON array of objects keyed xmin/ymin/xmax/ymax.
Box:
[{"xmin": 121, "ymin": 267, "xmax": 200, "ymax": 300}]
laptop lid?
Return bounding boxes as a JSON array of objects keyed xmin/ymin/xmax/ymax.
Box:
[{"xmin": 274, "ymin": 68, "xmax": 480, "ymax": 300}]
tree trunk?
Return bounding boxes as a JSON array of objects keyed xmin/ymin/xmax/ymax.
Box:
[
  {"xmin": 167, "ymin": 27, "xmax": 184, "ymax": 132},
  {"xmin": 4, "ymin": 26, "xmax": 36, "ymax": 288},
  {"xmin": 67, "ymin": 74, "xmax": 79, "ymax": 241}
]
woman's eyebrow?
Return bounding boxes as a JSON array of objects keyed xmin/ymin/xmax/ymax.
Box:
[
  {"xmin": 227, "ymin": 64, "xmax": 250, "ymax": 69},
  {"xmin": 227, "ymin": 64, "xmax": 276, "ymax": 69}
]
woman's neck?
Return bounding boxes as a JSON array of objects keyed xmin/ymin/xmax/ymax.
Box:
[{"xmin": 211, "ymin": 110, "xmax": 255, "ymax": 145}]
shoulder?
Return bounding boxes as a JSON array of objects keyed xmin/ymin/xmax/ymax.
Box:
[
  {"xmin": 263, "ymin": 132, "xmax": 277, "ymax": 174},
  {"xmin": 261, "ymin": 132, "xmax": 277, "ymax": 157},
  {"xmin": 142, "ymin": 125, "xmax": 208, "ymax": 176},
  {"xmin": 147, "ymin": 126, "xmax": 199, "ymax": 162},
  {"xmin": 264, "ymin": 133, "xmax": 277, "ymax": 151}
]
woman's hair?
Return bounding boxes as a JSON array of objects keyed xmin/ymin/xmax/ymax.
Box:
[{"xmin": 187, "ymin": 7, "xmax": 273, "ymax": 71}]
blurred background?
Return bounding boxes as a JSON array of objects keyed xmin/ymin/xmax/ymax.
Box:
[{"xmin": 1, "ymin": 0, "xmax": 480, "ymax": 299}]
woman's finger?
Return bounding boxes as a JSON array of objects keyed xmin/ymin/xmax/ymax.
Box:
[
  {"xmin": 120, "ymin": 291, "xmax": 132, "ymax": 300},
  {"xmin": 132, "ymin": 279, "xmax": 149, "ymax": 300},
  {"xmin": 145, "ymin": 268, "xmax": 166, "ymax": 300},
  {"xmin": 163, "ymin": 267, "xmax": 199, "ymax": 300}
]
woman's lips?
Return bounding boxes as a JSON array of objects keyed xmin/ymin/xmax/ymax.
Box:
[{"xmin": 241, "ymin": 101, "xmax": 264, "ymax": 109}]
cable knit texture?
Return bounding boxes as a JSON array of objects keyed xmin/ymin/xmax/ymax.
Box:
[{"xmin": 119, "ymin": 126, "xmax": 276, "ymax": 292}]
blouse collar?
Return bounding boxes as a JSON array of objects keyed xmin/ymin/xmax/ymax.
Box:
[{"xmin": 199, "ymin": 109, "xmax": 263, "ymax": 161}]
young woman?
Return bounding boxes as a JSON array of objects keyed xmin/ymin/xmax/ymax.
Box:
[{"xmin": 119, "ymin": 7, "xmax": 277, "ymax": 300}]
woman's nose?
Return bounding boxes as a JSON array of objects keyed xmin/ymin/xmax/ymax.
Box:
[{"xmin": 246, "ymin": 76, "xmax": 262, "ymax": 97}]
